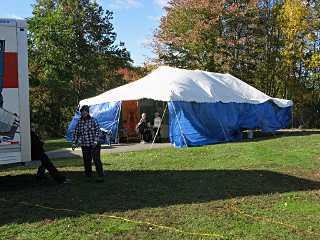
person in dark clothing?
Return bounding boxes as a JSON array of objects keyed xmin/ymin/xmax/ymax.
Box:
[
  {"xmin": 72, "ymin": 105, "xmax": 104, "ymax": 182},
  {"xmin": 30, "ymin": 119, "xmax": 71, "ymax": 184},
  {"xmin": 137, "ymin": 113, "xmax": 151, "ymax": 143}
]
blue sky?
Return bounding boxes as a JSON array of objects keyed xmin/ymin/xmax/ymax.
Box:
[{"xmin": 0, "ymin": 0, "xmax": 168, "ymax": 66}]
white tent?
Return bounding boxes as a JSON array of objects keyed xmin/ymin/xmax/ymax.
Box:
[
  {"xmin": 80, "ymin": 66, "xmax": 292, "ymax": 108},
  {"xmin": 67, "ymin": 66, "xmax": 293, "ymax": 148}
]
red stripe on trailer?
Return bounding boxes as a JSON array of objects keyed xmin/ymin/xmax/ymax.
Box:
[
  {"xmin": 3, "ymin": 52, "xmax": 18, "ymax": 88},
  {"xmin": 10, "ymin": 142, "xmax": 19, "ymax": 144}
]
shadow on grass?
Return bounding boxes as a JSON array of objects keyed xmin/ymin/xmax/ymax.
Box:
[{"xmin": 0, "ymin": 169, "xmax": 319, "ymax": 226}]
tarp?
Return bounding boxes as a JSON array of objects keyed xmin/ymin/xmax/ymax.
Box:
[
  {"xmin": 66, "ymin": 102, "xmax": 121, "ymax": 144},
  {"xmin": 66, "ymin": 66, "xmax": 293, "ymax": 148},
  {"xmin": 169, "ymin": 101, "xmax": 292, "ymax": 148}
]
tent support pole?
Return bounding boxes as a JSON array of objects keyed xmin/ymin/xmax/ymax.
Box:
[
  {"xmin": 110, "ymin": 101, "xmax": 121, "ymax": 131},
  {"xmin": 115, "ymin": 101, "xmax": 122, "ymax": 144},
  {"xmin": 212, "ymin": 103, "xmax": 229, "ymax": 142},
  {"xmin": 170, "ymin": 99, "xmax": 188, "ymax": 148},
  {"xmin": 150, "ymin": 104, "xmax": 168, "ymax": 150},
  {"xmin": 163, "ymin": 101, "xmax": 166, "ymax": 140}
]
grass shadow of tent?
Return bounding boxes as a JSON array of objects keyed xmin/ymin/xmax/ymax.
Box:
[{"xmin": 0, "ymin": 169, "xmax": 319, "ymax": 225}]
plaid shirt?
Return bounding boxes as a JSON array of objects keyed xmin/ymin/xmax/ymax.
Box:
[{"xmin": 72, "ymin": 115, "xmax": 101, "ymax": 147}]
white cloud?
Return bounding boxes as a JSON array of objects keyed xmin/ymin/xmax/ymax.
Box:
[
  {"xmin": 148, "ymin": 15, "xmax": 161, "ymax": 22},
  {"xmin": 108, "ymin": 0, "xmax": 143, "ymax": 10},
  {"xmin": 6, "ymin": 14, "xmax": 22, "ymax": 19},
  {"xmin": 134, "ymin": 38, "xmax": 149, "ymax": 46},
  {"xmin": 153, "ymin": 0, "xmax": 168, "ymax": 8},
  {"xmin": 95, "ymin": 0, "xmax": 103, "ymax": 6},
  {"xmin": 149, "ymin": 0, "xmax": 168, "ymax": 22}
]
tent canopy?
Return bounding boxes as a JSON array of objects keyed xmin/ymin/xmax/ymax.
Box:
[
  {"xmin": 67, "ymin": 66, "xmax": 293, "ymax": 148},
  {"xmin": 80, "ymin": 66, "xmax": 293, "ymax": 108}
]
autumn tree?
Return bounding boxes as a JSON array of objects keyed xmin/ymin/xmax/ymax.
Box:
[
  {"xmin": 149, "ymin": 0, "xmax": 320, "ymax": 127},
  {"xmin": 250, "ymin": 0, "xmax": 285, "ymax": 97},
  {"xmin": 279, "ymin": 0, "xmax": 318, "ymax": 96},
  {"xmin": 149, "ymin": 0, "xmax": 261, "ymax": 79},
  {"xmin": 27, "ymin": 0, "xmax": 132, "ymax": 137},
  {"xmin": 278, "ymin": 0, "xmax": 320, "ymax": 126}
]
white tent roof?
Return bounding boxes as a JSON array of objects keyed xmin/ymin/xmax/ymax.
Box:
[{"xmin": 80, "ymin": 66, "xmax": 293, "ymax": 108}]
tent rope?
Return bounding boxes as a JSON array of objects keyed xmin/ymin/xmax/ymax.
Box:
[
  {"xmin": 170, "ymin": 99, "xmax": 188, "ymax": 148},
  {"xmin": 150, "ymin": 104, "xmax": 168, "ymax": 150},
  {"xmin": 281, "ymin": 105, "xmax": 308, "ymax": 137},
  {"xmin": 294, "ymin": 105, "xmax": 307, "ymax": 128},
  {"xmin": 249, "ymin": 105, "xmax": 277, "ymax": 137},
  {"xmin": 212, "ymin": 103, "xmax": 229, "ymax": 142}
]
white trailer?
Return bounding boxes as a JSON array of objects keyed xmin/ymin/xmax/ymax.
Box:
[{"xmin": 0, "ymin": 17, "xmax": 35, "ymax": 166}]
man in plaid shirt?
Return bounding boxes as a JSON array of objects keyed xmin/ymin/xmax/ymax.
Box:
[{"xmin": 72, "ymin": 105, "xmax": 104, "ymax": 182}]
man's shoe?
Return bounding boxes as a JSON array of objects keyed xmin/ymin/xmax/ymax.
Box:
[
  {"xmin": 36, "ymin": 175, "xmax": 48, "ymax": 181},
  {"xmin": 63, "ymin": 178, "xmax": 72, "ymax": 184},
  {"xmin": 86, "ymin": 177, "xmax": 92, "ymax": 182},
  {"xmin": 96, "ymin": 176, "xmax": 104, "ymax": 183}
]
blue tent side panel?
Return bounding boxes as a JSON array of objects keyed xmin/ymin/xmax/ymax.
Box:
[
  {"xmin": 66, "ymin": 102, "xmax": 121, "ymax": 143},
  {"xmin": 253, "ymin": 102, "xmax": 293, "ymax": 132},
  {"xmin": 168, "ymin": 101, "xmax": 292, "ymax": 148}
]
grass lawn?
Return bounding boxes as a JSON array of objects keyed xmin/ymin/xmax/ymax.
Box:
[
  {"xmin": 0, "ymin": 131, "xmax": 319, "ymax": 239},
  {"xmin": 43, "ymin": 138, "xmax": 71, "ymax": 152}
]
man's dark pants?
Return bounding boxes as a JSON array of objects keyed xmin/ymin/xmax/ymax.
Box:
[
  {"xmin": 81, "ymin": 143, "xmax": 104, "ymax": 178},
  {"xmin": 36, "ymin": 152, "xmax": 66, "ymax": 183}
]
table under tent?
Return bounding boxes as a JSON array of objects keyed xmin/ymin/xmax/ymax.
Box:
[{"xmin": 66, "ymin": 66, "xmax": 293, "ymax": 148}]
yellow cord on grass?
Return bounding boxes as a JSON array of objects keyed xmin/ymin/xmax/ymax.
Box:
[{"xmin": 0, "ymin": 198, "xmax": 234, "ymax": 239}]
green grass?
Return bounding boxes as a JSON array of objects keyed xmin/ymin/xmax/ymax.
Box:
[
  {"xmin": 43, "ymin": 138, "xmax": 71, "ymax": 152},
  {"xmin": 0, "ymin": 131, "xmax": 319, "ymax": 239}
]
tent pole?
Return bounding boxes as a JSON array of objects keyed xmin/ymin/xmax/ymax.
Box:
[
  {"xmin": 115, "ymin": 101, "xmax": 122, "ymax": 144},
  {"xmin": 212, "ymin": 103, "xmax": 229, "ymax": 142},
  {"xmin": 249, "ymin": 105, "xmax": 276, "ymax": 137},
  {"xmin": 110, "ymin": 101, "xmax": 121, "ymax": 131},
  {"xmin": 150, "ymin": 104, "xmax": 167, "ymax": 150},
  {"xmin": 170, "ymin": 99, "xmax": 188, "ymax": 148},
  {"xmin": 163, "ymin": 101, "xmax": 166, "ymax": 140}
]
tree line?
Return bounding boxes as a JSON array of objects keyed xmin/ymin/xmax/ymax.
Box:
[
  {"xmin": 148, "ymin": 0, "xmax": 320, "ymax": 128},
  {"xmin": 27, "ymin": 0, "xmax": 146, "ymax": 137},
  {"xmin": 28, "ymin": 0, "xmax": 320, "ymax": 138}
]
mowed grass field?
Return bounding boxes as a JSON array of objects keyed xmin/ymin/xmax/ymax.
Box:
[{"xmin": 0, "ymin": 131, "xmax": 319, "ymax": 239}]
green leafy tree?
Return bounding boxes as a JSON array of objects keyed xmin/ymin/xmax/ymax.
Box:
[{"xmin": 27, "ymin": 0, "xmax": 132, "ymax": 137}]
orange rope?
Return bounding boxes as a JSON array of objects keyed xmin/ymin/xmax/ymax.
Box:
[{"xmin": 227, "ymin": 193, "xmax": 320, "ymax": 237}]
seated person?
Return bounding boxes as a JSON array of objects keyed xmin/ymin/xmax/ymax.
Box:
[
  {"xmin": 100, "ymin": 128, "xmax": 113, "ymax": 145},
  {"xmin": 30, "ymin": 119, "xmax": 71, "ymax": 184}
]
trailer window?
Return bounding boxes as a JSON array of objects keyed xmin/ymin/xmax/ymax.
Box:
[{"xmin": 0, "ymin": 40, "xmax": 4, "ymax": 52}]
